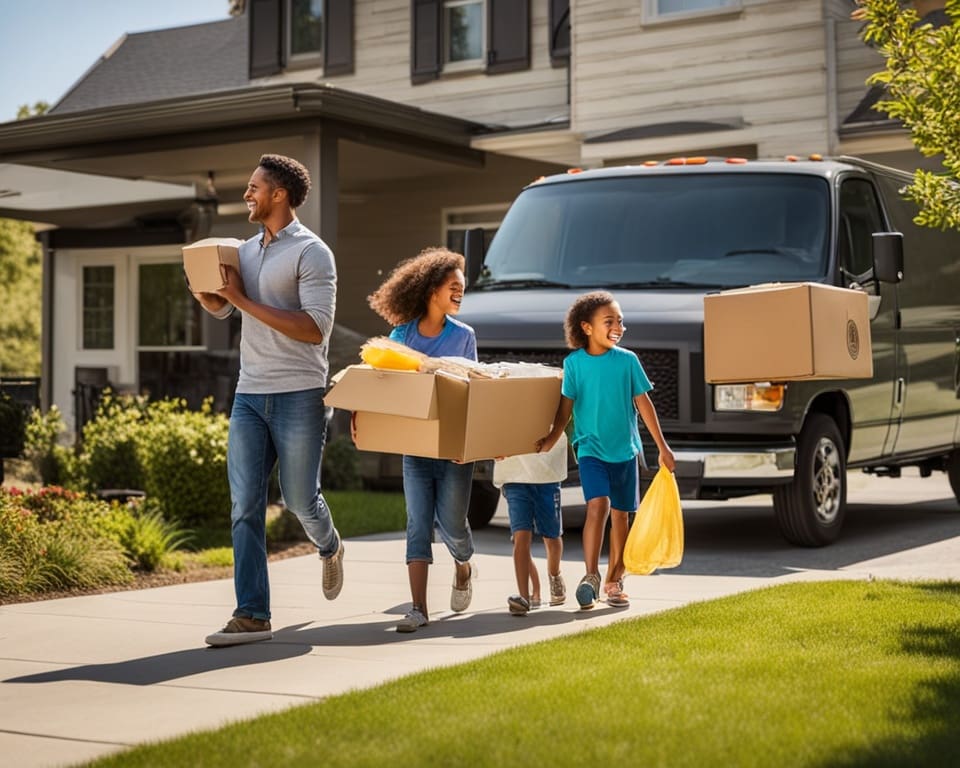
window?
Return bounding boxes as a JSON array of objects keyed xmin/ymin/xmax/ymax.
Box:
[
  {"xmin": 838, "ymin": 179, "xmax": 884, "ymax": 284},
  {"xmin": 444, "ymin": 204, "xmax": 509, "ymax": 255},
  {"xmin": 412, "ymin": 0, "xmax": 529, "ymax": 83},
  {"xmin": 138, "ymin": 263, "xmax": 202, "ymax": 349},
  {"xmin": 288, "ymin": 0, "xmax": 323, "ymax": 62},
  {"xmin": 444, "ymin": 0, "xmax": 483, "ymax": 69},
  {"xmin": 646, "ymin": 0, "xmax": 740, "ymax": 22},
  {"xmin": 249, "ymin": 0, "xmax": 353, "ymax": 78},
  {"xmin": 82, "ymin": 266, "xmax": 115, "ymax": 350}
]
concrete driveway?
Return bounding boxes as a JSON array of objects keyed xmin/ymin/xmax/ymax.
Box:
[{"xmin": 2, "ymin": 469, "xmax": 959, "ymax": 767}]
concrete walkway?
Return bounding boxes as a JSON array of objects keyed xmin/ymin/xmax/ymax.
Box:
[{"xmin": 2, "ymin": 469, "xmax": 960, "ymax": 768}]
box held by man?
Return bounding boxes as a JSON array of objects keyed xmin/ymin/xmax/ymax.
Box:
[{"xmin": 182, "ymin": 238, "xmax": 243, "ymax": 293}]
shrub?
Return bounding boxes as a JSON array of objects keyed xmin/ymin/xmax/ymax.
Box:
[
  {"xmin": 23, "ymin": 405, "xmax": 76, "ymax": 486},
  {"xmin": 114, "ymin": 498, "xmax": 192, "ymax": 572},
  {"xmin": 72, "ymin": 391, "xmax": 148, "ymax": 492},
  {"xmin": 0, "ymin": 487, "xmax": 132, "ymax": 597},
  {"xmin": 322, "ymin": 434, "xmax": 362, "ymax": 490}
]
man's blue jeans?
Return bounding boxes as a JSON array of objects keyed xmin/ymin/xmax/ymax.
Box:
[{"xmin": 227, "ymin": 388, "xmax": 338, "ymax": 620}]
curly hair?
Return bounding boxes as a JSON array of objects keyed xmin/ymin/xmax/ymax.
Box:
[
  {"xmin": 564, "ymin": 291, "xmax": 617, "ymax": 349},
  {"xmin": 368, "ymin": 247, "xmax": 466, "ymax": 326},
  {"xmin": 258, "ymin": 154, "xmax": 312, "ymax": 209}
]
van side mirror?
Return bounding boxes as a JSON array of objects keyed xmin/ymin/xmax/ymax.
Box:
[
  {"xmin": 872, "ymin": 232, "xmax": 904, "ymax": 284},
  {"xmin": 464, "ymin": 227, "xmax": 486, "ymax": 287}
]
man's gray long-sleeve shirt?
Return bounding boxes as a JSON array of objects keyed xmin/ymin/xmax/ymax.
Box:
[{"xmin": 213, "ymin": 219, "xmax": 337, "ymax": 393}]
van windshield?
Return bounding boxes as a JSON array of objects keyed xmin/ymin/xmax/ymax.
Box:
[{"xmin": 474, "ymin": 173, "xmax": 831, "ymax": 290}]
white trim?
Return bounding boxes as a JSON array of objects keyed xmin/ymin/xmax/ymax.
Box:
[
  {"xmin": 442, "ymin": 202, "xmax": 510, "ymax": 247},
  {"xmin": 642, "ymin": 0, "xmax": 742, "ymax": 26}
]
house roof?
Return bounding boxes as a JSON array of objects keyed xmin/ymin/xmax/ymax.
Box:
[{"xmin": 51, "ymin": 17, "xmax": 249, "ymax": 115}]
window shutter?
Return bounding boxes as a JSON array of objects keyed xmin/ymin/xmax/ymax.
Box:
[
  {"xmin": 411, "ymin": 0, "xmax": 441, "ymax": 84},
  {"xmin": 549, "ymin": 0, "xmax": 570, "ymax": 66},
  {"xmin": 487, "ymin": 0, "xmax": 530, "ymax": 74},
  {"xmin": 249, "ymin": 0, "xmax": 283, "ymax": 78},
  {"xmin": 324, "ymin": 0, "xmax": 354, "ymax": 75}
]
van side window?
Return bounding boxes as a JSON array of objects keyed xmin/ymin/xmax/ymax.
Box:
[{"xmin": 839, "ymin": 179, "xmax": 884, "ymax": 284}]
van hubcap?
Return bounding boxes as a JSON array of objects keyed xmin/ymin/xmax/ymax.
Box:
[{"xmin": 812, "ymin": 437, "xmax": 841, "ymax": 524}]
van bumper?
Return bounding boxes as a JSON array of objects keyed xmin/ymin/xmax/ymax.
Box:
[{"xmin": 675, "ymin": 446, "xmax": 797, "ymax": 480}]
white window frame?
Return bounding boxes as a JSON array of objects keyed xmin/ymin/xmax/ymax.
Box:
[
  {"xmin": 133, "ymin": 252, "xmax": 206, "ymax": 353},
  {"xmin": 285, "ymin": 0, "xmax": 324, "ymax": 67},
  {"xmin": 442, "ymin": 202, "xmax": 509, "ymax": 251},
  {"xmin": 442, "ymin": 0, "xmax": 486, "ymax": 73},
  {"xmin": 643, "ymin": 0, "xmax": 742, "ymax": 25},
  {"xmin": 77, "ymin": 258, "xmax": 119, "ymax": 353}
]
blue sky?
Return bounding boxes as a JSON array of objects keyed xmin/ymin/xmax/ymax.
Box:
[{"xmin": 0, "ymin": 0, "xmax": 232, "ymax": 122}]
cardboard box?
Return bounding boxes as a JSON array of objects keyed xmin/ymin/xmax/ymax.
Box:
[
  {"xmin": 181, "ymin": 237, "xmax": 243, "ymax": 292},
  {"xmin": 324, "ymin": 365, "xmax": 563, "ymax": 462},
  {"xmin": 704, "ymin": 282, "xmax": 872, "ymax": 383}
]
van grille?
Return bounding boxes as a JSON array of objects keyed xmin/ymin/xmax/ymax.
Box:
[{"xmin": 477, "ymin": 347, "xmax": 679, "ymax": 421}]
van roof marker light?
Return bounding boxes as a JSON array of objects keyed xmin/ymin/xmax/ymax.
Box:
[
  {"xmin": 809, "ymin": 153, "xmax": 823, "ymax": 161},
  {"xmin": 686, "ymin": 156, "xmax": 708, "ymax": 165},
  {"xmin": 785, "ymin": 155, "xmax": 799, "ymax": 162},
  {"xmin": 566, "ymin": 168, "xmax": 583, "ymax": 174},
  {"xmin": 725, "ymin": 157, "xmax": 748, "ymax": 164},
  {"xmin": 666, "ymin": 157, "xmax": 687, "ymax": 165},
  {"xmin": 643, "ymin": 160, "xmax": 659, "ymax": 167}
]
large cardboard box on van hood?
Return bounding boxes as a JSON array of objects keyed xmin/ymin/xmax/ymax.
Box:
[
  {"xmin": 324, "ymin": 365, "xmax": 562, "ymax": 462},
  {"xmin": 704, "ymin": 282, "xmax": 872, "ymax": 383},
  {"xmin": 181, "ymin": 237, "xmax": 243, "ymax": 293}
]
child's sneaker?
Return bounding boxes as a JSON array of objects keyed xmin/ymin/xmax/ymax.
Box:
[
  {"xmin": 549, "ymin": 573, "xmax": 566, "ymax": 606},
  {"xmin": 575, "ymin": 573, "xmax": 601, "ymax": 609},
  {"xmin": 508, "ymin": 595, "xmax": 530, "ymax": 615},
  {"xmin": 397, "ymin": 607, "xmax": 429, "ymax": 633},
  {"xmin": 604, "ymin": 579, "xmax": 630, "ymax": 607}
]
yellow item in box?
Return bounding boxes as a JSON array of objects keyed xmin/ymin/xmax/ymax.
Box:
[{"xmin": 360, "ymin": 345, "xmax": 422, "ymax": 371}]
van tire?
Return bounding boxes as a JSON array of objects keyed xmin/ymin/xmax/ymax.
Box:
[
  {"xmin": 468, "ymin": 479, "xmax": 501, "ymax": 529},
  {"xmin": 948, "ymin": 451, "xmax": 960, "ymax": 504},
  {"xmin": 773, "ymin": 413, "xmax": 847, "ymax": 547}
]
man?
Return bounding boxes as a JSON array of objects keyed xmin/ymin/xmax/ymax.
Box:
[{"xmin": 193, "ymin": 154, "xmax": 343, "ymax": 647}]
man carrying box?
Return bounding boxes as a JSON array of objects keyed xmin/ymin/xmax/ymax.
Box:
[{"xmin": 191, "ymin": 154, "xmax": 343, "ymax": 647}]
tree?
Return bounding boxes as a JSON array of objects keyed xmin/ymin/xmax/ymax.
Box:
[
  {"xmin": 0, "ymin": 219, "xmax": 41, "ymax": 376},
  {"xmin": 856, "ymin": 0, "xmax": 960, "ymax": 229},
  {"xmin": 15, "ymin": 101, "xmax": 49, "ymax": 119}
]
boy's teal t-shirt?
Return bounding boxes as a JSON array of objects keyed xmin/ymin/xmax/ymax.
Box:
[{"xmin": 561, "ymin": 346, "xmax": 653, "ymax": 463}]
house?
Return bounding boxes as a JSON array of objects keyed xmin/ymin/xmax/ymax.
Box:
[{"xmin": 0, "ymin": 0, "xmax": 939, "ymax": 433}]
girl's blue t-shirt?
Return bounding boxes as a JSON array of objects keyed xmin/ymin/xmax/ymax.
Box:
[
  {"xmin": 561, "ymin": 346, "xmax": 653, "ymax": 463},
  {"xmin": 389, "ymin": 315, "xmax": 478, "ymax": 361}
]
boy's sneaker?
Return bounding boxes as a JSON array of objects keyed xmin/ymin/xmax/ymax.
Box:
[
  {"xmin": 205, "ymin": 616, "xmax": 272, "ymax": 647},
  {"xmin": 508, "ymin": 595, "xmax": 531, "ymax": 615},
  {"xmin": 549, "ymin": 573, "xmax": 567, "ymax": 606},
  {"xmin": 321, "ymin": 538, "xmax": 344, "ymax": 600},
  {"xmin": 397, "ymin": 607, "xmax": 429, "ymax": 633},
  {"xmin": 575, "ymin": 573, "xmax": 601, "ymax": 610}
]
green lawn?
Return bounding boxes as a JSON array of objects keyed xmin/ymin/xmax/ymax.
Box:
[{"xmin": 85, "ymin": 580, "xmax": 960, "ymax": 768}]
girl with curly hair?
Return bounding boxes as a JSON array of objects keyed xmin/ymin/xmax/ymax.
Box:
[
  {"xmin": 367, "ymin": 247, "xmax": 477, "ymax": 632},
  {"xmin": 538, "ymin": 291, "xmax": 675, "ymax": 610}
]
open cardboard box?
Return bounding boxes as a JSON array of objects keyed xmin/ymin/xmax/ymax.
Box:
[
  {"xmin": 704, "ymin": 282, "xmax": 872, "ymax": 383},
  {"xmin": 324, "ymin": 365, "xmax": 562, "ymax": 462},
  {"xmin": 181, "ymin": 237, "xmax": 243, "ymax": 293}
]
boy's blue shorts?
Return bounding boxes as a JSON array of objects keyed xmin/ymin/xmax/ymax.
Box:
[
  {"xmin": 578, "ymin": 455, "xmax": 639, "ymax": 512},
  {"xmin": 503, "ymin": 482, "xmax": 563, "ymax": 539}
]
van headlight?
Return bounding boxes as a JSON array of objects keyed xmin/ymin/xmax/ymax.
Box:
[{"xmin": 714, "ymin": 383, "xmax": 786, "ymax": 412}]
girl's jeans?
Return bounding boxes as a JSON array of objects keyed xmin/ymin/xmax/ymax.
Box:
[
  {"xmin": 402, "ymin": 455, "xmax": 475, "ymax": 564},
  {"xmin": 228, "ymin": 388, "xmax": 338, "ymax": 620}
]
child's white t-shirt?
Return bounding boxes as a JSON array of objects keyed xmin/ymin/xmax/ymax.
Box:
[{"xmin": 493, "ymin": 433, "xmax": 568, "ymax": 488}]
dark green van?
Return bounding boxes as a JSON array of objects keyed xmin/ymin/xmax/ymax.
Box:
[{"xmin": 458, "ymin": 156, "xmax": 960, "ymax": 546}]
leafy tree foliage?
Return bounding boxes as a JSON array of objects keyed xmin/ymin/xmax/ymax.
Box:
[
  {"xmin": 0, "ymin": 219, "xmax": 41, "ymax": 375},
  {"xmin": 15, "ymin": 101, "xmax": 49, "ymax": 119},
  {"xmin": 857, "ymin": 0, "xmax": 960, "ymax": 229}
]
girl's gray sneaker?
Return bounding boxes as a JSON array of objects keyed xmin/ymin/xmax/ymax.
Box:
[{"xmin": 397, "ymin": 607, "xmax": 429, "ymax": 633}]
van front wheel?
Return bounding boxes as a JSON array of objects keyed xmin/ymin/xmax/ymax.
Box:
[{"xmin": 774, "ymin": 413, "xmax": 847, "ymax": 547}]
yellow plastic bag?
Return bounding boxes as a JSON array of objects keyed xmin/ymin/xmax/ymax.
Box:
[{"xmin": 623, "ymin": 466, "xmax": 684, "ymax": 575}]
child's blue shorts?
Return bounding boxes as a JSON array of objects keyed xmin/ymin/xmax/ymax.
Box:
[
  {"xmin": 578, "ymin": 455, "xmax": 639, "ymax": 512},
  {"xmin": 503, "ymin": 482, "xmax": 563, "ymax": 539}
]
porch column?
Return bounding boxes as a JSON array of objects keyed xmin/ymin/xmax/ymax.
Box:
[
  {"xmin": 299, "ymin": 127, "xmax": 339, "ymax": 252},
  {"xmin": 38, "ymin": 230, "xmax": 54, "ymax": 411}
]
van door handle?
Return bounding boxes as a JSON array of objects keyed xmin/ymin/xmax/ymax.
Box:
[
  {"xmin": 954, "ymin": 334, "xmax": 960, "ymax": 397},
  {"xmin": 895, "ymin": 377, "xmax": 905, "ymax": 410}
]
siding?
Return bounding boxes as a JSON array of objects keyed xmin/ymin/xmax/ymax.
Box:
[
  {"xmin": 572, "ymin": 0, "xmax": 831, "ymax": 160},
  {"xmin": 828, "ymin": 1, "xmax": 886, "ymax": 125},
  {"xmin": 262, "ymin": 0, "xmax": 569, "ymax": 130}
]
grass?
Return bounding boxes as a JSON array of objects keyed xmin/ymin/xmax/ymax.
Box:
[{"xmin": 84, "ymin": 580, "xmax": 960, "ymax": 768}]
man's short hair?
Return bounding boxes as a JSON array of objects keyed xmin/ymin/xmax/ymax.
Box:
[{"xmin": 258, "ymin": 154, "xmax": 312, "ymax": 209}]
